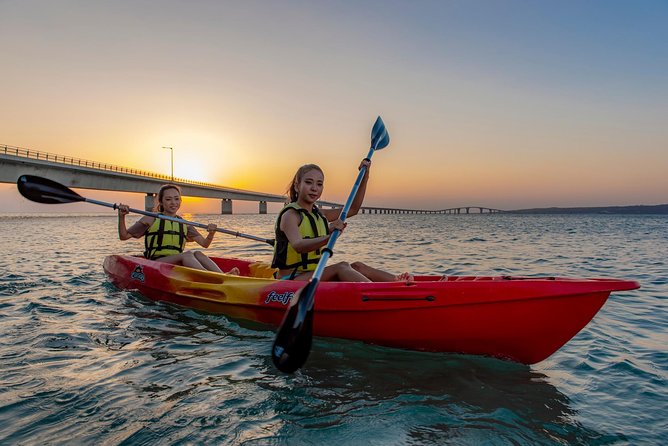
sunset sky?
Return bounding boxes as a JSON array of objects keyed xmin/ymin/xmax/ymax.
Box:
[{"xmin": 1, "ymin": 1, "xmax": 666, "ymax": 213}]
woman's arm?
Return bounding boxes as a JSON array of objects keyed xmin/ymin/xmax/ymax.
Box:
[
  {"xmin": 118, "ymin": 205, "xmax": 150, "ymax": 240},
  {"xmin": 347, "ymin": 158, "xmax": 371, "ymax": 218},
  {"xmin": 321, "ymin": 159, "xmax": 371, "ymax": 222},
  {"xmin": 189, "ymin": 224, "xmax": 217, "ymax": 248}
]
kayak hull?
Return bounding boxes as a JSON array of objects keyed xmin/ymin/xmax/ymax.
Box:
[{"xmin": 103, "ymin": 255, "xmax": 639, "ymax": 364}]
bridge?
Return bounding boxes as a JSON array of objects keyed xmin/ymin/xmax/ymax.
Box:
[
  {"xmin": 2, "ymin": 144, "xmax": 503, "ymax": 215},
  {"xmin": 0, "ymin": 144, "xmax": 310, "ymax": 214},
  {"xmin": 360, "ymin": 206, "xmax": 502, "ymax": 214}
]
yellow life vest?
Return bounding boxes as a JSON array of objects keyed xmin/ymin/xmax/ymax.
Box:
[
  {"xmin": 144, "ymin": 217, "xmax": 187, "ymax": 260},
  {"xmin": 271, "ymin": 203, "xmax": 329, "ymax": 274}
]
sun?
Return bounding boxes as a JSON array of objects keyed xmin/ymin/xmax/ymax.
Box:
[
  {"xmin": 162, "ymin": 138, "xmax": 232, "ymax": 186},
  {"xmin": 174, "ymin": 159, "xmax": 218, "ymax": 185}
]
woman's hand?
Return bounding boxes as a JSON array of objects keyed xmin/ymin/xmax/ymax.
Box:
[
  {"xmin": 329, "ymin": 218, "xmax": 347, "ymax": 233},
  {"xmin": 117, "ymin": 204, "xmax": 131, "ymax": 240},
  {"xmin": 196, "ymin": 223, "xmax": 218, "ymax": 248},
  {"xmin": 358, "ymin": 158, "xmax": 371, "ymax": 171}
]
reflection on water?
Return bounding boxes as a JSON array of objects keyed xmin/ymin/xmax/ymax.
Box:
[
  {"xmin": 112, "ymin": 297, "xmax": 609, "ymax": 445},
  {"xmin": 262, "ymin": 338, "xmax": 611, "ymax": 445}
]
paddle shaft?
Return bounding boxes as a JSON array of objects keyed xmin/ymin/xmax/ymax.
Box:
[
  {"xmin": 16, "ymin": 174, "xmax": 275, "ymax": 246},
  {"xmin": 271, "ymin": 116, "xmax": 388, "ymax": 373},
  {"xmin": 308, "ymin": 148, "xmax": 375, "ymax": 284},
  {"xmin": 294, "ymin": 159, "xmax": 372, "ymax": 311},
  {"xmin": 90, "ymin": 198, "xmax": 274, "ymax": 245}
]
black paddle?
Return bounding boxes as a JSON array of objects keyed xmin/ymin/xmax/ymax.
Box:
[
  {"xmin": 271, "ymin": 116, "xmax": 390, "ymax": 373},
  {"xmin": 16, "ymin": 175, "xmax": 275, "ymax": 246}
]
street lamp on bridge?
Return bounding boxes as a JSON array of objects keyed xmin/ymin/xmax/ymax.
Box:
[{"xmin": 162, "ymin": 146, "xmax": 174, "ymax": 181}]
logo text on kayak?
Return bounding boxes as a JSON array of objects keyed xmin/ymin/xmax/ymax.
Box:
[{"xmin": 264, "ymin": 291, "xmax": 294, "ymax": 305}]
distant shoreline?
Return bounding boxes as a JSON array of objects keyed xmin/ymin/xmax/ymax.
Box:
[
  {"xmin": 2, "ymin": 204, "xmax": 668, "ymax": 218},
  {"xmin": 507, "ymin": 204, "xmax": 668, "ymax": 215}
]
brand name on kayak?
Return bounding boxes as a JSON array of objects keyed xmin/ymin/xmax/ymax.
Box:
[{"xmin": 265, "ymin": 291, "xmax": 294, "ymax": 305}]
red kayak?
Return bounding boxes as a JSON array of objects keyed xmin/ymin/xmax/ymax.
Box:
[{"xmin": 103, "ymin": 255, "xmax": 639, "ymax": 364}]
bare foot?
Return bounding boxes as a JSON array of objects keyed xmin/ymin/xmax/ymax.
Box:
[
  {"xmin": 226, "ymin": 267, "xmax": 240, "ymax": 276},
  {"xmin": 395, "ymin": 272, "xmax": 414, "ymax": 282}
]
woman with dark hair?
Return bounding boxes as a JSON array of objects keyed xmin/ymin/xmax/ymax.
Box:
[
  {"xmin": 271, "ymin": 160, "xmax": 411, "ymax": 282},
  {"xmin": 117, "ymin": 184, "xmax": 237, "ymax": 273}
]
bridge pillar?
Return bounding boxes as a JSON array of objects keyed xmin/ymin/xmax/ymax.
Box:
[
  {"xmin": 144, "ymin": 193, "xmax": 155, "ymax": 211},
  {"xmin": 221, "ymin": 199, "xmax": 233, "ymax": 214},
  {"xmin": 259, "ymin": 201, "xmax": 267, "ymax": 214}
]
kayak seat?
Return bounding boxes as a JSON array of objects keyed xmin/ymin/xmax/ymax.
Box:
[{"xmin": 249, "ymin": 262, "xmax": 279, "ymax": 279}]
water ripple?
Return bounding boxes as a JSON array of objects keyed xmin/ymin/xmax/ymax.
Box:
[{"xmin": 0, "ymin": 214, "xmax": 666, "ymax": 444}]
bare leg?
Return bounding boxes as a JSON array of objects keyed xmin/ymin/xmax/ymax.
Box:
[
  {"xmin": 193, "ymin": 251, "xmax": 223, "ymax": 273},
  {"xmin": 325, "ymin": 262, "xmax": 371, "ymax": 282},
  {"xmin": 154, "ymin": 254, "xmax": 182, "ymax": 265},
  {"xmin": 351, "ymin": 261, "xmax": 413, "ymax": 282},
  {"xmin": 178, "ymin": 251, "xmax": 205, "ymax": 270},
  {"xmin": 293, "ymin": 261, "xmax": 371, "ymax": 282},
  {"xmin": 154, "ymin": 252, "xmax": 221, "ymax": 273}
]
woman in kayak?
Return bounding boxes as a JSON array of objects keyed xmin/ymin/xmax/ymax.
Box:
[
  {"xmin": 117, "ymin": 184, "xmax": 238, "ymax": 274},
  {"xmin": 271, "ymin": 160, "xmax": 412, "ymax": 282}
]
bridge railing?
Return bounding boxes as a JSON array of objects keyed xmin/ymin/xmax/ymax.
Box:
[{"xmin": 1, "ymin": 143, "xmax": 234, "ymax": 190}]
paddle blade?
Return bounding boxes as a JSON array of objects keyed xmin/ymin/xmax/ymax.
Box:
[
  {"xmin": 370, "ymin": 116, "xmax": 390, "ymax": 150},
  {"xmin": 17, "ymin": 175, "xmax": 85, "ymax": 204},
  {"xmin": 271, "ymin": 280, "xmax": 318, "ymax": 373}
]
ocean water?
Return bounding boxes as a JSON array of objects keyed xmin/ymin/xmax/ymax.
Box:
[{"xmin": 0, "ymin": 213, "xmax": 665, "ymax": 445}]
